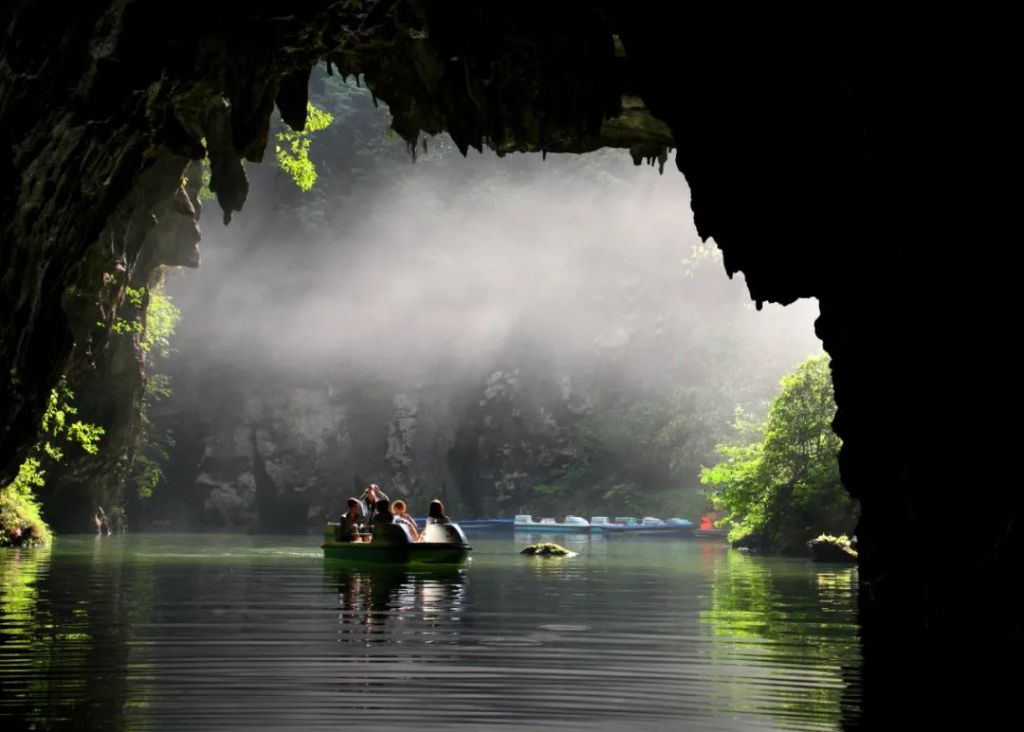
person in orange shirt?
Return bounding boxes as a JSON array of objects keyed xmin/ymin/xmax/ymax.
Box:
[{"xmin": 390, "ymin": 499, "xmax": 420, "ymax": 541}]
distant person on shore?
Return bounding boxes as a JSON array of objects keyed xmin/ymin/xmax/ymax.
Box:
[
  {"xmin": 390, "ymin": 499, "xmax": 419, "ymax": 541},
  {"xmin": 94, "ymin": 506, "xmax": 110, "ymax": 536}
]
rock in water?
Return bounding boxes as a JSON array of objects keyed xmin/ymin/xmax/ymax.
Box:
[
  {"xmin": 807, "ymin": 534, "xmax": 858, "ymax": 563},
  {"xmin": 520, "ymin": 542, "xmax": 575, "ymax": 557}
]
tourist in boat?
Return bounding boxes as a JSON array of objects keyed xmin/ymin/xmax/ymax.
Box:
[
  {"xmin": 338, "ymin": 498, "xmax": 364, "ymax": 541},
  {"xmin": 362, "ymin": 483, "xmax": 390, "ymax": 523},
  {"xmin": 427, "ymin": 499, "xmax": 451, "ymax": 525},
  {"xmin": 420, "ymin": 499, "xmax": 458, "ymax": 543},
  {"xmin": 371, "ymin": 498, "xmax": 392, "ymax": 529},
  {"xmin": 390, "ymin": 499, "xmax": 420, "ymax": 541}
]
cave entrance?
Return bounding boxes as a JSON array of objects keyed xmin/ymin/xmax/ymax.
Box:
[{"xmin": 147, "ymin": 72, "xmax": 829, "ymax": 543}]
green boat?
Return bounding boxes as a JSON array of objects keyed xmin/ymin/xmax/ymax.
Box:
[{"xmin": 322, "ymin": 521, "xmax": 472, "ymax": 565}]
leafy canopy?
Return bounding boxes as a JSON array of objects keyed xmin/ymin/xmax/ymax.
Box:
[{"xmin": 700, "ymin": 354, "xmax": 857, "ymax": 553}]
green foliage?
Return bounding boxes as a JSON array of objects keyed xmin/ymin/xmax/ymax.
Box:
[
  {"xmin": 700, "ymin": 355, "xmax": 857, "ymax": 554},
  {"xmin": 2, "ymin": 380, "xmax": 105, "ymax": 546},
  {"xmin": 111, "ymin": 286, "xmax": 145, "ymax": 336},
  {"xmin": 141, "ymin": 288, "xmax": 181, "ymax": 357},
  {"xmin": 515, "ymin": 379, "xmax": 739, "ymax": 520},
  {"xmin": 699, "ymin": 549, "xmax": 859, "ymax": 726},
  {"xmin": 111, "ymin": 285, "xmax": 180, "ymax": 357},
  {"xmin": 38, "ymin": 380, "xmax": 105, "ymax": 462},
  {"xmin": 1, "ymin": 474, "xmax": 51, "ymax": 547},
  {"xmin": 198, "ymin": 160, "xmax": 215, "ymax": 201},
  {"xmin": 187, "ymin": 138, "xmax": 216, "ymax": 202},
  {"xmin": 274, "ymin": 103, "xmax": 335, "ymax": 191},
  {"xmin": 128, "ymin": 283, "xmax": 180, "ymax": 500},
  {"xmin": 124, "ymin": 286, "xmax": 145, "ymax": 308}
]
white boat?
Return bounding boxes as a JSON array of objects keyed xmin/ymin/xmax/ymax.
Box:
[
  {"xmin": 514, "ymin": 514, "xmax": 592, "ymax": 533},
  {"xmin": 596, "ymin": 516, "xmax": 694, "ymax": 537}
]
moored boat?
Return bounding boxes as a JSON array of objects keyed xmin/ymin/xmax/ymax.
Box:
[
  {"xmin": 454, "ymin": 518, "xmax": 515, "ymax": 529},
  {"xmin": 322, "ymin": 521, "xmax": 472, "ymax": 565},
  {"xmin": 513, "ymin": 514, "xmax": 591, "ymax": 533},
  {"xmin": 596, "ymin": 516, "xmax": 694, "ymax": 537}
]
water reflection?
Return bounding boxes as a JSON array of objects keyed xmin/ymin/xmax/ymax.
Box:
[
  {"xmin": 2, "ymin": 536, "xmax": 861, "ymax": 730},
  {"xmin": 0, "ymin": 544, "xmax": 51, "ymax": 632},
  {"xmin": 700, "ymin": 549, "xmax": 861, "ymax": 728},
  {"xmin": 0, "ymin": 541, "xmax": 141, "ymax": 728},
  {"xmin": 326, "ymin": 564, "xmax": 468, "ymax": 645}
]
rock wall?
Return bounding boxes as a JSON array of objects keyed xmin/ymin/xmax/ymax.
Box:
[{"xmin": 146, "ymin": 363, "xmax": 580, "ymax": 530}]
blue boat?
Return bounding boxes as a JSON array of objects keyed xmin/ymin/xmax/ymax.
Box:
[
  {"xmin": 513, "ymin": 514, "xmax": 591, "ymax": 533},
  {"xmin": 455, "ymin": 518, "xmax": 515, "ymax": 529},
  {"xmin": 592, "ymin": 516, "xmax": 694, "ymax": 537}
]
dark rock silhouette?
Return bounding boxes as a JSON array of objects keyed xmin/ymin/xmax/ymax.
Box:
[{"xmin": 0, "ymin": 4, "xmax": 1015, "ymax": 724}]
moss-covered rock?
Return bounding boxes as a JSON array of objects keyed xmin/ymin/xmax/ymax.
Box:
[
  {"xmin": 520, "ymin": 542, "xmax": 574, "ymax": 556},
  {"xmin": 0, "ymin": 490, "xmax": 52, "ymax": 548},
  {"xmin": 807, "ymin": 534, "xmax": 858, "ymax": 564}
]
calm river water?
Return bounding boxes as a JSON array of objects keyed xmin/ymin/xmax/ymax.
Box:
[{"xmin": 0, "ymin": 532, "xmax": 860, "ymax": 730}]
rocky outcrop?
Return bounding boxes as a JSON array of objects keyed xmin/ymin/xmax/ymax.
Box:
[
  {"xmin": 1, "ymin": 1, "xmax": 667, "ymax": 486},
  {"xmin": 34, "ymin": 150, "xmax": 201, "ymax": 531},
  {"xmin": 151, "ymin": 364, "xmax": 582, "ymax": 531},
  {"xmin": 520, "ymin": 542, "xmax": 575, "ymax": 557},
  {"xmin": 808, "ymin": 535, "xmax": 858, "ymax": 564}
]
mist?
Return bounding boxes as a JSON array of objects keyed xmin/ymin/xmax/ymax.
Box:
[
  {"xmin": 148, "ymin": 133, "xmax": 824, "ymax": 525},
  {"xmin": 167, "ymin": 149, "xmax": 819, "ymax": 387}
]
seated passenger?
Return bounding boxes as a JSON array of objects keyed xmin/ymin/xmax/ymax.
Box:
[
  {"xmin": 390, "ymin": 499, "xmax": 419, "ymax": 541},
  {"xmin": 427, "ymin": 499, "xmax": 451, "ymax": 525},
  {"xmin": 363, "ymin": 483, "xmax": 390, "ymax": 522},
  {"xmin": 422, "ymin": 499, "xmax": 460, "ymax": 543},
  {"xmin": 371, "ymin": 498, "xmax": 392, "ymax": 528},
  {"xmin": 338, "ymin": 498, "xmax": 364, "ymax": 542},
  {"xmin": 368, "ymin": 498, "xmax": 417, "ymax": 544}
]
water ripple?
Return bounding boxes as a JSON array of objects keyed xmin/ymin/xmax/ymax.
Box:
[{"xmin": 1, "ymin": 535, "xmax": 860, "ymax": 730}]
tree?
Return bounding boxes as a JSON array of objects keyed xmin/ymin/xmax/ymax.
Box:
[{"xmin": 700, "ymin": 354, "xmax": 857, "ymax": 554}]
